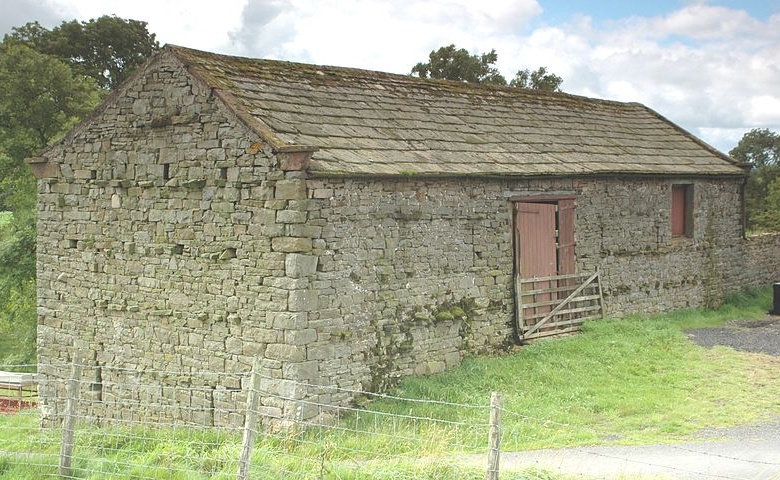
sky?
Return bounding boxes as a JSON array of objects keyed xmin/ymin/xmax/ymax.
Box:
[{"xmin": 2, "ymin": 0, "xmax": 779, "ymax": 154}]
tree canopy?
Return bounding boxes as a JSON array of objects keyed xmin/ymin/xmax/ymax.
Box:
[
  {"xmin": 411, "ymin": 44, "xmax": 563, "ymax": 92},
  {"xmin": 0, "ymin": 43, "xmax": 100, "ymax": 161},
  {"xmin": 729, "ymin": 128, "xmax": 780, "ymax": 232},
  {"xmin": 0, "ymin": 15, "xmax": 157, "ymax": 363},
  {"xmin": 510, "ymin": 66, "xmax": 563, "ymax": 91},
  {"xmin": 6, "ymin": 15, "xmax": 160, "ymax": 89}
]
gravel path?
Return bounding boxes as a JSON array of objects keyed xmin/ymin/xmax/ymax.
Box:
[
  {"xmin": 684, "ymin": 315, "xmax": 780, "ymax": 356},
  {"xmin": 498, "ymin": 422, "xmax": 780, "ymax": 479}
]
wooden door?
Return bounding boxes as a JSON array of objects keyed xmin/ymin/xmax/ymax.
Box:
[
  {"xmin": 515, "ymin": 202, "xmax": 558, "ymax": 278},
  {"xmin": 515, "ymin": 203, "xmax": 558, "ymax": 326}
]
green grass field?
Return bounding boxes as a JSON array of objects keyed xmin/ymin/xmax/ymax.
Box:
[{"xmin": 0, "ymin": 288, "xmax": 776, "ymax": 479}]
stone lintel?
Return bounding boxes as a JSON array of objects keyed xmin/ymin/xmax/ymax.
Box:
[{"xmin": 26, "ymin": 157, "xmax": 60, "ymax": 179}]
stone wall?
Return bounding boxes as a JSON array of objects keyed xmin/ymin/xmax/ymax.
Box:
[
  {"xmin": 737, "ymin": 233, "xmax": 780, "ymax": 291},
  {"xmin": 301, "ymin": 175, "xmax": 751, "ymax": 401},
  {"xmin": 34, "ymin": 50, "xmax": 780, "ymax": 426},
  {"xmin": 574, "ymin": 177, "xmax": 746, "ymax": 314}
]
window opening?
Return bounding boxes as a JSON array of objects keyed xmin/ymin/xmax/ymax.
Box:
[{"xmin": 671, "ymin": 184, "xmax": 693, "ymax": 237}]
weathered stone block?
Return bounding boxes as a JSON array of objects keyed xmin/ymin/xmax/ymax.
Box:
[
  {"xmin": 282, "ymin": 361, "xmax": 319, "ymax": 381},
  {"xmin": 284, "ymin": 329, "xmax": 317, "ymax": 345},
  {"xmin": 265, "ymin": 343, "xmax": 305, "ymax": 362},
  {"xmin": 276, "ymin": 210, "xmax": 307, "ymax": 224},
  {"xmin": 306, "ymin": 343, "xmax": 335, "ymax": 361},
  {"xmin": 271, "ymin": 237, "xmax": 312, "ymax": 253},
  {"xmin": 274, "ymin": 180, "xmax": 307, "ymax": 200},
  {"xmin": 268, "ymin": 312, "xmax": 308, "ymax": 330},
  {"xmin": 285, "ymin": 254, "xmax": 318, "ymax": 278},
  {"xmin": 288, "ymin": 289, "xmax": 318, "ymax": 312}
]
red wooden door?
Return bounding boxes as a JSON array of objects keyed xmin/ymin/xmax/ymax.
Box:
[
  {"xmin": 515, "ymin": 203, "xmax": 558, "ymax": 325},
  {"xmin": 515, "ymin": 202, "xmax": 558, "ymax": 277}
]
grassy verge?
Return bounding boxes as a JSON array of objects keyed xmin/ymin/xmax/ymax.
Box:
[{"xmin": 0, "ymin": 288, "xmax": 776, "ymax": 479}]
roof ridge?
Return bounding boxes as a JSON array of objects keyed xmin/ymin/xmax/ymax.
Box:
[{"xmin": 164, "ymin": 44, "xmax": 643, "ymax": 111}]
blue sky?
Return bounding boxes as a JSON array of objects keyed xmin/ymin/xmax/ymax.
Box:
[
  {"xmin": 539, "ymin": 0, "xmax": 777, "ymax": 22},
  {"xmin": 2, "ymin": 0, "xmax": 779, "ymax": 153}
]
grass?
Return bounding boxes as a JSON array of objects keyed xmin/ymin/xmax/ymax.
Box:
[
  {"xmin": 0, "ymin": 212, "xmax": 11, "ymax": 228},
  {"xmin": 0, "ymin": 288, "xmax": 777, "ymax": 479}
]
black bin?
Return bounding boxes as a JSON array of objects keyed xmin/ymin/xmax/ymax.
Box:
[{"xmin": 774, "ymin": 283, "xmax": 780, "ymax": 315}]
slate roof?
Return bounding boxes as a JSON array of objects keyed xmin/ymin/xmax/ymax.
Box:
[{"xmin": 169, "ymin": 45, "xmax": 746, "ymax": 177}]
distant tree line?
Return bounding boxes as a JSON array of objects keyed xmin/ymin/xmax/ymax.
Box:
[{"xmin": 729, "ymin": 129, "xmax": 780, "ymax": 232}]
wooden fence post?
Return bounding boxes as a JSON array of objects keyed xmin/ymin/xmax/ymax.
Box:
[
  {"xmin": 237, "ymin": 357, "xmax": 262, "ymax": 480},
  {"xmin": 486, "ymin": 391, "xmax": 502, "ymax": 480},
  {"xmin": 59, "ymin": 355, "xmax": 83, "ymax": 478}
]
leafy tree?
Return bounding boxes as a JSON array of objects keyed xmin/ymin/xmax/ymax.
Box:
[
  {"xmin": 729, "ymin": 128, "xmax": 780, "ymax": 232},
  {"xmin": 411, "ymin": 45, "xmax": 506, "ymax": 85},
  {"xmin": 0, "ymin": 40, "xmax": 101, "ymax": 363},
  {"xmin": 7, "ymin": 15, "xmax": 160, "ymax": 89},
  {"xmin": 510, "ymin": 66, "xmax": 563, "ymax": 92},
  {"xmin": 411, "ymin": 44, "xmax": 563, "ymax": 91},
  {"xmin": 0, "ymin": 43, "xmax": 100, "ymax": 158}
]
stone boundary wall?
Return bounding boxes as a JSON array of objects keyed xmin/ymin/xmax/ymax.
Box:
[{"xmin": 739, "ymin": 233, "xmax": 780, "ymax": 291}]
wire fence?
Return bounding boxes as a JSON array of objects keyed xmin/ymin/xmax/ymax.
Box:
[{"xmin": 1, "ymin": 361, "xmax": 779, "ymax": 480}]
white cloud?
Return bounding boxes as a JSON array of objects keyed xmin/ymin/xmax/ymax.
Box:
[
  {"xmin": 226, "ymin": 0, "xmax": 543, "ymax": 73},
  {"xmin": 750, "ymin": 95, "xmax": 780, "ymax": 124},
  {"xmin": 484, "ymin": 3, "xmax": 780, "ymax": 152},
  {"xmin": 36, "ymin": 0, "xmax": 248, "ymax": 52}
]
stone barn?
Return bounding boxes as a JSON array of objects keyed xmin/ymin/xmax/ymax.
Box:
[{"xmin": 31, "ymin": 45, "xmax": 770, "ymax": 424}]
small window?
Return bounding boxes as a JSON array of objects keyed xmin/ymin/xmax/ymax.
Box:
[
  {"xmin": 671, "ymin": 184, "xmax": 693, "ymax": 237},
  {"xmin": 163, "ymin": 163, "xmax": 171, "ymax": 180}
]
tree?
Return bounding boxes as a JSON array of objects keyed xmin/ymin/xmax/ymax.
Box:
[
  {"xmin": 510, "ymin": 66, "xmax": 563, "ymax": 92},
  {"xmin": 411, "ymin": 44, "xmax": 563, "ymax": 91},
  {"xmin": 0, "ymin": 40, "xmax": 101, "ymax": 363},
  {"xmin": 0, "ymin": 42, "xmax": 99, "ymax": 208},
  {"xmin": 411, "ymin": 45, "xmax": 506, "ymax": 85},
  {"xmin": 7, "ymin": 15, "xmax": 160, "ymax": 89},
  {"xmin": 0, "ymin": 43, "xmax": 100, "ymax": 158},
  {"xmin": 729, "ymin": 128, "xmax": 780, "ymax": 232}
]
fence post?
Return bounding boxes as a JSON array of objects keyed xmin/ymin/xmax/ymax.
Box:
[
  {"xmin": 486, "ymin": 391, "xmax": 502, "ymax": 480},
  {"xmin": 59, "ymin": 355, "xmax": 83, "ymax": 478},
  {"xmin": 237, "ymin": 357, "xmax": 262, "ymax": 480}
]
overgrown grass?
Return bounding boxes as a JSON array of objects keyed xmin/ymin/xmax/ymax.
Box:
[{"xmin": 0, "ymin": 288, "xmax": 776, "ymax": 479}]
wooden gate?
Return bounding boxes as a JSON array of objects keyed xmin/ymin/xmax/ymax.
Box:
[
  {"xmin": 513, "ymin": 198, "xmax": 602, "ymax": 340},
  {"xmin": 515, "ymin": 271, "xmax": 604, "ymax": 340}
]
